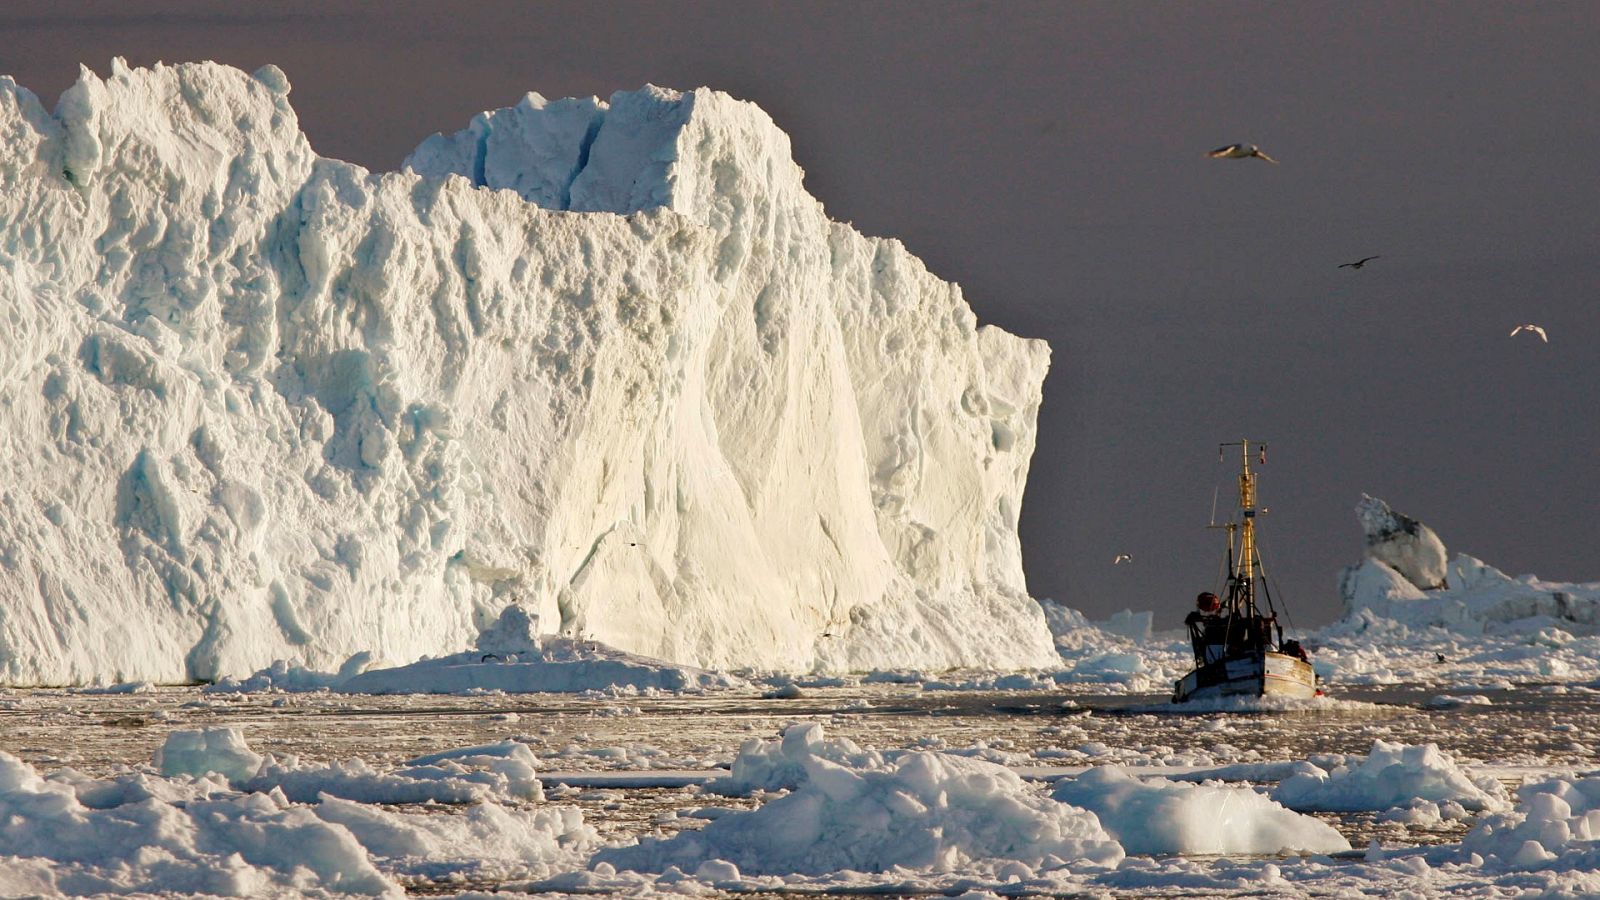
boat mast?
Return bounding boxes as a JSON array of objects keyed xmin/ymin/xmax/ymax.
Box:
[{"xmin": 1220, "ymin": 439, "xmax": 1266, "ymax": 617}]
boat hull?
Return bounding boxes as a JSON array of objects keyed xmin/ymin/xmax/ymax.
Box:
[{"xmin": 1172, "ymin": 650, "xmax": 1317, "ymax": 703}]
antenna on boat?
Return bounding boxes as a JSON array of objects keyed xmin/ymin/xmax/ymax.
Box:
[{"xmin": 1217, "ymin": 439, "xmax": 1267, "ymax": 618}]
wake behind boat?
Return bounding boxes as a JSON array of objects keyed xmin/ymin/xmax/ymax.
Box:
[{"xmin": 1173, "ymin": 440, "xmax": 1319, "ymax": 703}]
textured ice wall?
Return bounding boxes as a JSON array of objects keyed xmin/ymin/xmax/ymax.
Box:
[{"xmin": 0, "ymin": 62, "xmax": 1055, "ymax": 684}]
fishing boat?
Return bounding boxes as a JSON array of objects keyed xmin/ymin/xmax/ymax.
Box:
[{"xmin": 1172, "ymin": 439, "xmax": 1319, "ymax": 703}]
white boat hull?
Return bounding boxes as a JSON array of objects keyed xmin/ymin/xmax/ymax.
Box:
[{"xmin": 1173, "ymin": 650, "xmax": 1317, "ymax": 703}]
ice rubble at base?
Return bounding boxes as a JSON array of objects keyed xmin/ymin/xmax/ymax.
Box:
[
  {"xmin": 212, "ymin": 603, "xmax": 741, "ymax": 695},
  {"xmin": 0, "ymin": 59, "xmax": 1055, "ymax": 686},
  {"xmin": 1037, "ymin": 600, "xmax": 1186, "ymax": 689}
]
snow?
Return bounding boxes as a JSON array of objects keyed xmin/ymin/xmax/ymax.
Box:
[
  {"xmin": 594, "ymin": 724, "xmax": 1124, "ymax": 877},
  {"xmin": 1271, "ymin": 740, "xmax": 1509, "ymax": 813},
  {"xmin": 6, "ymin": 690, "xmax": 1600, "ymax": 896},
  {"xmin": 1050, "ymin": 766, "xmax": 1350, "ymax": 855},
  {"xmin": 0, "ymin": 60, "xmax": 1053, "ymax": 686}
]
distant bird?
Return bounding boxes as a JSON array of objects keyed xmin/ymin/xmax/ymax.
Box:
[
  {"xmin": 1207, "ymin": 143, "xmax": 1278, "ymax": 164},
  {"xmin": 1113, "ymin": 554, "xmax": 1133, "ymax": 565},
  {"xmin": 1509, "ymin": 324, "xmax": 1549, "ymax": 342},
  {"xmin": 1338, "ymin": 256, "xmax": 1381, "ymax": 270},
  {"xmin": 1435, "ymin": 653, "xmax": 1447, "ymax": 664}
]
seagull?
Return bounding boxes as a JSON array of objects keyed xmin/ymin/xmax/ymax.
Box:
[
  {"xmin": 1113, "ymin": 553, "xmax": 1133, "ymax": 565},
  {"xmin": 1338, "ymin": 256, "xmax": 1381, "ymax": 270},
  {"xmin": 1207, "ymin": 143, "xmax": 1278, "ymax": 164},
  {"xmin": 1509, "ymin": 324, "xmax": 1549, "ymax": 342}
]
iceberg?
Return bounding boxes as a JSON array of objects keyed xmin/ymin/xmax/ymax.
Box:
[
  {"xmin": 0, "ymin": 61, "xmax": 1055, "ymax": 684},
  {"xmin": 1332, "ymin": 497, "xmax": 1600, "ymax": 638}
]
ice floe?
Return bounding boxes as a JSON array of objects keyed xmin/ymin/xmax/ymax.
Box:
[
  {"xmin": 595, "ymin": 725, "xmax": 1124, "ymax": 877},
  {"xmin": 1051, "ymin": 765, "xmax": 1350, "ymax": 855},
  {"xmin": 1271, "ymin": 739, "xmax": 1509, "ymax": 812}
]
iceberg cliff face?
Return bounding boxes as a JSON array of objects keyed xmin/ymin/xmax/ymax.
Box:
[{"xmin": 0, "ymin": 62, "xmax": 1055, "ymax": 684}]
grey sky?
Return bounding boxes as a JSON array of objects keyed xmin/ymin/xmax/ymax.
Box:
[{"xmin": 4, "ymin": 1, "xmax": 1595, "ymax": 627}]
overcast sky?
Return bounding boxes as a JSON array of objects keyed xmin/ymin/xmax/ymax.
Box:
[{"xmin": 4, "ymin": 1, "xmax": 1595, "ymax": 627}]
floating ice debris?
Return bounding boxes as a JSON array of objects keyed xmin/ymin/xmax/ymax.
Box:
[
  {"xmin": 1051, "ymin": 766, "xmax": 1350, "ymax": 855},
  {"xmin": 1271, "ymin": 740, "xmax": 1509, "ymax": 813}
]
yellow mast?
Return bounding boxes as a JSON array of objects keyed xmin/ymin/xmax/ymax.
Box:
[{"xmin": 1220, "ymin": 439, "xmax": 1266, "ymax": 616}]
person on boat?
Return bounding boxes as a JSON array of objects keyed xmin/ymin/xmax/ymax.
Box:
[
  {"xmin": 1185, "ymin": 592, "xmax": 1225, "ymax": 663},
  {"xmin": 1184, "ymin": 591, "xmax": 1220, "ymax": 626}
]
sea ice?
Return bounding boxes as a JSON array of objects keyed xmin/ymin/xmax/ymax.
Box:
[
  {"xmin": 595, "ymin": 723, "xmax": 1124, "ymax": 877},
  {"xmin": 0, "ymin": 727, "xmax": 598, "ymax": 895},
  {"xmin": 1050, "ymin": 766, "xmax": 1350, "ymax": 855},
  {"xmin": 1271, "ymin": 739, "xmax": 1509, "ymax": 813}
]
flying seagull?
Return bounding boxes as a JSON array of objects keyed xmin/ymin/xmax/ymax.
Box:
[
  {"xmin": 1113, "ymin": 553, "xmax": 1133, "ymax": 565},
  {"xmin": 1509, "ymin": 324, "xmax": 1549, "ymax": 342},
  {"xmin": 1338, "ymin": 256, "xmax": 1381, "ymax": 270},
  {"xmin": 1207, "ymin": 143, "xmax": 1278, "ymax": 164}
]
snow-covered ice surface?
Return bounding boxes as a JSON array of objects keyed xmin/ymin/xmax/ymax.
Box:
[
  {"xmin": 0, "ymin": 60, "xmax": 1054, "ymax": 686},
  {"xmin": 4, "ymin": 680, "xmax": 1600, "ymax": 895}
]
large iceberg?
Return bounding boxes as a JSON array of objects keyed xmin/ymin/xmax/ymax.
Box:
[{"xmin": 0, "ymin": 61, "xmax": 1056, "ymax": 685}]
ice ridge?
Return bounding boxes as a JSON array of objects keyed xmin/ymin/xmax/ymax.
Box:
[{"xmin": 0, "ymin": 60, "xmax": 1055, "ymax": 684}]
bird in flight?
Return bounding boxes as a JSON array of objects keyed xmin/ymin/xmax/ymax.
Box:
[
  {"xmin": 1509, "ymin": 324, "xmax": 1549, "ymax": 342},
  {"xmin": 1113, "ymin": 553, "xmax": 1133, "ymax": 565},
  {"xmin": 1207, "ymin": 143, "xmax": 1278, "ymax": 163},
  {"xmin": 1338, "ymin": 256, "xmax": 1381, "ymax": 270}
]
